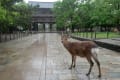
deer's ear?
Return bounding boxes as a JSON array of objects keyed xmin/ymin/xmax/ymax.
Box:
[{"xmin": 66, "ymin": 33, "xmax": 71, "ymax": 38}]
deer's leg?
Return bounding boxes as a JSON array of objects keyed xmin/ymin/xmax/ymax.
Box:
[
  {"xmin": 96, "ymin": 60, "xmax": 101, "ymax": 78},
  {"xmin": 92, "ymin": 56, "xmax": 101, "ymax": 78},
  {"xmin": 73, "ymin": 56, "xmax": 76, "ymax": 68},
  {"xmin": 69, "ymin": 55, "xmax": 74, "ymax": 69},
  {"xmin": 86, "ymin": 56, "xmax": 94, "ymax": 76}
]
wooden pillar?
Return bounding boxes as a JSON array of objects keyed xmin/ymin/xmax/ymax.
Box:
[
  {"xmin": 50, "ymin": 23, "xmax": 52, "ymax": 31},
  {"xmin": 43, "ymin": 23, "xmax": 45, "ymax": 32}
]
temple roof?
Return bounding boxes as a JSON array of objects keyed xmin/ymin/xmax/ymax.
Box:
[{"xmin": 28, "ymin": 1, "xmax": 54, "ymax": 8}]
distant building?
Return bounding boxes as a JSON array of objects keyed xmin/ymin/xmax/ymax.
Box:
[{"xmin": 29, "ymin": 1, "xmax": 56, "ymax": 32}]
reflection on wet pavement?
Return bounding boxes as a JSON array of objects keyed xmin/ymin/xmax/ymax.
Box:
[{"xmin": 0, "ymin": 33, "xmax": 120, "ymax": 80}]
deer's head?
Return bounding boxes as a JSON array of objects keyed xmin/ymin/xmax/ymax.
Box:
[{"xmin": 61, "ymin": 32, "xmax": 70, "ymax": 43}]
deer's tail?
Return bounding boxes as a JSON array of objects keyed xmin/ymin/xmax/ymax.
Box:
[{"xmin": 91, "ymin": 47, "xmax": 100, "ymax": 60}]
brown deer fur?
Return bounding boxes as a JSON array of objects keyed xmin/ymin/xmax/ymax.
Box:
[{"xmin": 61, "ymin": 34, "xmax": 101, "ymax": 78}]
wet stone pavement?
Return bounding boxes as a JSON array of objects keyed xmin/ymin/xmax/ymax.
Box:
[{"xmin": 0, "ymin": 33, "xmax": 120, "ymax": 80}]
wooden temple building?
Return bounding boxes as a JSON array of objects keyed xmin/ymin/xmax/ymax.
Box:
[{"xmin": 29, "ymin": 1, "xmax": 56, "ymax": 32}]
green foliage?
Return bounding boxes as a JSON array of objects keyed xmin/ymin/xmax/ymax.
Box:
[
  {"xmin": 53, "ymin": 0, "xmax": 120, "ymax": 31},
  {"xmin": 0, "ymin": 0, "xmax": 36, "ymax": 32},
  {"xmin": 53, "ymin": 0, "xmax": 78, "ymax": 31},
  {"xmin": 12, "ymin": 2, "xmax": 34, "ymax": 29},
  {"xmin": 1, "ymin": 0, "xmax": 22, "ymax": 10},
  {"xmin": 0, "ymin": 6, "xmax": 6, "ymax": 22}
]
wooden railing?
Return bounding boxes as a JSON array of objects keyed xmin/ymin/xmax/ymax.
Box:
[
  {"xmin": 0, "ymin": 31, "xmax": 61, "ymax": 43},
  {"xmin": 0, "ymin": 31, "xmax": 38, "ymax": 43}
]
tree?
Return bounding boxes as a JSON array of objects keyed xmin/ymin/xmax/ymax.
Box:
[
  {"xmin": 53, "ymin": 0, "xmax": 78, "ymax": 31},
  {"xmin": 110, "ymin": 0, "xmax": 120, "ymax": 31},
  {"xmin": 53, "ymin": 1, "xmax": 65, "ymax": 31},
  {"xmin": 12, "ymin": 2, "xmax": 34, "ymax": 30},
  {"xmin": 0, "ymin": 0, "xmax": 22, "ymax": 10},
  {"xmin": 0, "ymin": 0, "xmax": 36, "ymax": 32},
  {"xmin": 0, "ymin": 5, "xmax": 7, "ymax": 32},
  {"xmin": 53, "ymin": 0, "xmax": 120, "ymax": 33}
]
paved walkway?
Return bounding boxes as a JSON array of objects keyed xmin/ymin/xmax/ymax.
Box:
[{"xmin": 0, "ymin": 33, "xmax": 120, "ymax": 80}]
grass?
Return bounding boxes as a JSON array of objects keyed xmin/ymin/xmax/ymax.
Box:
[{"xmin": 72, "ymin": 32, "xmax": 120, "ymax": 39}]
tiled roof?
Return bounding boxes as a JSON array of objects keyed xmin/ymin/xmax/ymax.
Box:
[{"xmin": 28, "ymin": 1, "xmax": 54, "ymax": 8}]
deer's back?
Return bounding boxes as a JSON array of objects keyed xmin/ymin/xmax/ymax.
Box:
[{"xmin": 65, "ymin": 41, "xmax": 97, "ymax": 57}]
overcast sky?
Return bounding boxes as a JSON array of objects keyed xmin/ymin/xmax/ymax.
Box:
[{"xmin": 24, "ymin": 0, "xmax": 59, "ymax": 3}]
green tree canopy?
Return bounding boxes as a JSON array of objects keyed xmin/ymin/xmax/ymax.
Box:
[
  {"xmin": 0, "ymin": 0, "xmax": 36, "ymax": 32},
  {"xmin": 53, "ymin": 0, "xmax": 120, "ymax": 31}
]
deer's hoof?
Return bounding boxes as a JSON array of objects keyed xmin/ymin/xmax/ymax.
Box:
[
  {"xmin": 69, "ymin": 67, "xmax": 72, "ymax": 70},
  {"xmin": 86, "ymin": 73, "xmax": 90, "ymax": 76},
  {"xmin": 73, "ymin": 65, "xmax": 75, "ymax": 68},
  {"xmin": 98, "ymin": 75, "xmax": 101, "ymax": 78}
]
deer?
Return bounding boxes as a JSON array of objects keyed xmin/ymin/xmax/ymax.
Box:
[{"xmin": 61, "ymin": 33, "xmax": 101, "ymax": 78}]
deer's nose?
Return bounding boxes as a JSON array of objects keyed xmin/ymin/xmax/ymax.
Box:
[{"xmin": 61, "ymin": 40, "xmax": 63, "ymax": 43}]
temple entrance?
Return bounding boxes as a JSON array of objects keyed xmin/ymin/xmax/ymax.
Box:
[
  {"xmin": 38, "ymin": 23, "xmax": 44, "ymax": 31},
  {"xmin": 45, "ymin": 23, "xmax": 50, "ymax": 32},
  {"xmin": 33, "ymin": 22, "xmax": 56, "ymax": 32}
]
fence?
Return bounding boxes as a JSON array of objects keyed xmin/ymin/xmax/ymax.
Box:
[
  {"xmin": 0, "ymin": 31, "xmax": 39, "ymax": 43},
  {"xmin": 71, "ymin": 31, "xmax": 120, "ymax": 40}
]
